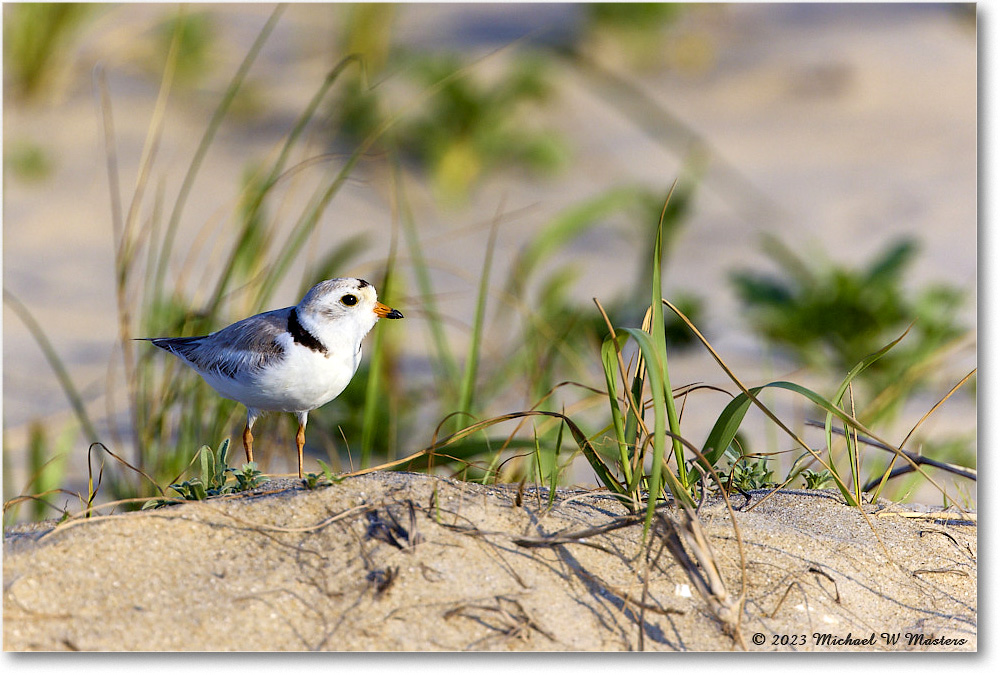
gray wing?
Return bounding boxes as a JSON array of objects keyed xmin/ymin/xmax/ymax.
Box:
[{"xmin": 149, "ymin": 308, "xmax": 292, "ymax": 380}]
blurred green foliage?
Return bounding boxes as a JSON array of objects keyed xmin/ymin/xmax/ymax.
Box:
[
  {"xmin": 3, "ymin": 2, "xmax": 93, "ymax": 101},
  {"xmin": 340, "ymin": 3, "xmax": 396, "ymax": 76},
  {"xmin": 663, "ymin": 292, "xmax": 702, "ymax": 348},
  {"xmin": 152, "ymin": 10, "xmax": 217, "ymax": 87},
  {"xmin": 581, "ymin": 2, "xmax": 700, "ymax": 71},
  {"xmin": 26, "ymin": 421, "xmax": 74, "ymax": 521},
  {"xmin": 4, "ymin": 141, "xmax": 54, "ymax": 182},
  {"xmin": 732, "ymin": 235, "xmax": 967, "ymax": 414},
  {"xmin": 335, "ymin": 50, "xmax": 568, "ymax": 203},
  {"xmin": 586, "ymin": 2, "xmax": 684, "ymax": 29}
]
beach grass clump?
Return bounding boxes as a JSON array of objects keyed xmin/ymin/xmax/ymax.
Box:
[{"xmin": 491, "ymin": 185, "xmax": 976, "ymax": 523}]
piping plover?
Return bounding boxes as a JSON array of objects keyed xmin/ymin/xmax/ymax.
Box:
[{"xmin": 145, "ymin": 278, "xmax": 403, "ymax": 478}]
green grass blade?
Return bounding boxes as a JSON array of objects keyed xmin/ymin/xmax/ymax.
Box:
[
  {"xmin": 823, "ymin": 324, "xmax": 913, "ymax": 465},
  {"xmin": 649, "ymin": 186, "xmax": 686, "ymax": 486},
  {"xmin": 548, "ymin": 420, "xmax": 564, "ymax": 510},
  {"xmin": 696, "ymin": 379, "xmax": 910, "ymax": 506},
  {"xmin": 532, "ymin": 426, "xmax": 544, "ymax": 493},
  {"xmin": 699, "ymin": 393, "xmax": 755, "ymax": 472},
  {"xmin": 619, "ymin": 327, "xmax": 695, "ymax": 528},
  {"xmin": 600, "ymin": 334, "xmax": 632, "ymax": 485},
  {"xmin": 429, "ymin": 411, "xmax": 626, "ymax": 498},
  {"xmin": 623, "ymin": 336, "xmax": 646, "ymax": 483}
]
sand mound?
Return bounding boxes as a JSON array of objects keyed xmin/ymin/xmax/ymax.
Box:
[{"xmin": 3, "ymin": 471, "xmax": 976, "ymax": 651}]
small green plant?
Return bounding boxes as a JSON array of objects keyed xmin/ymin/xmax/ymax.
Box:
[
  {"xmin": 229, "ymin": 462, "xmax": 266, "ymax": 493},
  {"xmin": 801, "ymin": 468, "xmax": 834, "ymax": 490},
  {"xmin": 302, "ymin": 459, "xmax": 341, "ymax": 490},
  {"xmin": 147, "ymin": 439, "xmax": 265, "ymax": 505},
  {"xmin": 593, "ymin": 188, "xmax": 696, "ymax": 526},
  {"xmin": 729, "ymin": 457, "xmax": 774, "ymax": 492},
  {"xmin": 168, "ymin": 476, "xmax": 211, "ymax": 502},
  {"xmin": 167, "ymin": 438, "xmax": 232, "ymax": 500},
  {"xmin": 301, "ymin": 472, "xmax": 327, "ymax": 490}
]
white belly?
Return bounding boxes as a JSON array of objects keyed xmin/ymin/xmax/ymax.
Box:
[{"xmin": 204, "ymin": 344, "xmax": 361, "ymax": 413}]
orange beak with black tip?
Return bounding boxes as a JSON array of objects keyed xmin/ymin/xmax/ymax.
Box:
[{"xmin": 374, "ymin": 301, "xmax": 404, "ymax": 319}]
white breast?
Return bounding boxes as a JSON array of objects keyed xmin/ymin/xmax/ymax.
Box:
[{"xmin": 205, "ymin": 333, "xmax": 361, "ymax": 413}]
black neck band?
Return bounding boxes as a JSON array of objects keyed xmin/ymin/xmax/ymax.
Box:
[{"xmin": 288, "ymin": 308, "xmax": 328, "ymax": 355}]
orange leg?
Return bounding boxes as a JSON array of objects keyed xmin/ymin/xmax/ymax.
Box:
[
  {"xmin": 295, "ymin": 423, "xmax": 306, "ymax": 479},
  {"xmin": 243, "ymin": 425, "xmax": 254, "ymax": 464}
]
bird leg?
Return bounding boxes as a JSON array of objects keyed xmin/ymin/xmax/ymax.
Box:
[
  {"xmin": 243, "ymin": 425, "xmax": 254, "ymax": 464},
  {"xmin": 295, "ymin": 423, "xmax": 306, "ymax": 479}
]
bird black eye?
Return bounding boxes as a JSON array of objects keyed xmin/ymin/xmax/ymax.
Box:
[{"xmin": 341, "ymin": 294, "xmax": 358, "ymax": 306}]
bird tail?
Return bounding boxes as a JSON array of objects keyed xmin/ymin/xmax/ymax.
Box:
[{"xmin": 136, "ymin": 336, "xmax": 203, "ymax": 355}]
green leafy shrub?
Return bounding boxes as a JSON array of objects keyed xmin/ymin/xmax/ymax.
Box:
[{"xmin": 731, "ymin": 235, "xmax": 966, "ymax": 415}]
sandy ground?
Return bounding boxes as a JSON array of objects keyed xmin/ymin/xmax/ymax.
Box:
[{"xmin": 4, "ymin": 471, "xmax": 976, "ymax": 652}]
